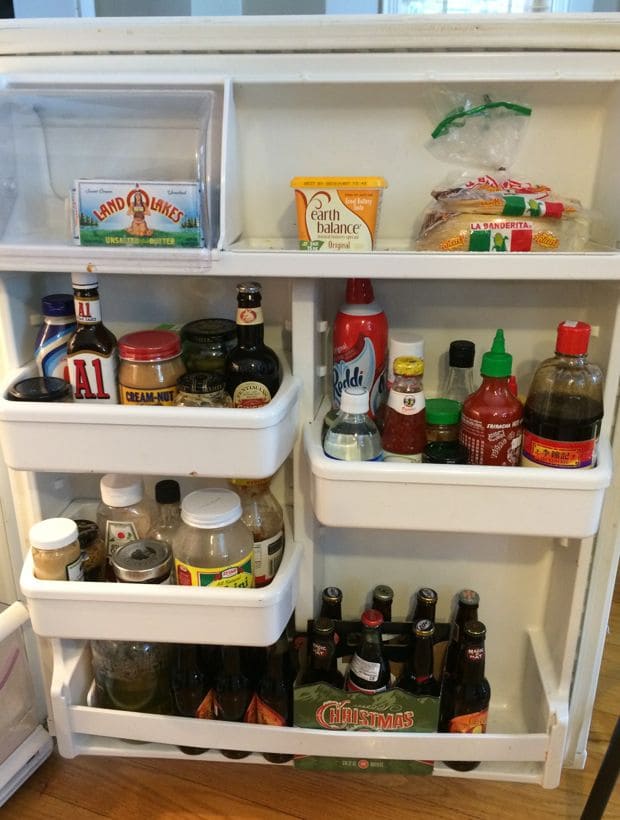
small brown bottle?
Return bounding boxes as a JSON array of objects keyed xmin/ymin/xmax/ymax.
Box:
[
  {"xmin": 256, "ymin": 632, "xmax": 295, "ymax": 763},
  {"xmin": 67, "ymin": 272, "xmax": 119, "ymax": 403},
  {"xmin": 443, "ymin": 589, "xmax": 480, "ymax": 685},
  {"xmin": 214, "ymin": 645, "xmax": 253, "ymax": 760},
  {"xmin": 396, "ymin": 619, "xmax": 440, "ymax": 697},
  {"xmin": 225, "ymin": 282, "xmax": 281, "ymax": 408},
  {"xmin": 299, "ymin": 617, "xmax": 344, "ymax": 689}
]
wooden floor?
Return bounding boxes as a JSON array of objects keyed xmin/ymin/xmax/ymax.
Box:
[{"xmin": 4, "ymin": 579, "xmax": 619, "ymax": 820}]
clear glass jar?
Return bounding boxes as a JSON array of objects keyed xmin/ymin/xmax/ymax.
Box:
[
  {"xmin": 230, "ymin": 477, "xmax": 284, "ymax": 588},
  {"xmin": 90, "ymin": 639, "xmax": 172, "ymax": 714},
  {"xmin": 30, "ymin": 517, "xmax": 83, "ymax": 581},
  {"xmin": 118, "ymin": 329, "xmax": 186, "ymax": 406},
  {"xmin": 172, "ymin": 488, "xmax": 254, "ymax": 588},
  {"xmin": 174, "ymin": 372, "xmax": 232, "ymax": 408},
  {"xmin": 97, "ymin": 474, "xmax": 155, "ymax": 561},
  {"xmin": 180, "ymin": 318, "xmax": 236, "ymax": 374},
  {"xmin": 425, "ymin": 398, "xmax": 461, "ymax": 443},
  {"xmin": 75, "ymin": 519, "xmax": 106, "ymax": 582}
]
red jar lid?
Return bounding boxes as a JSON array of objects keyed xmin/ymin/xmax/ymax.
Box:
[
  {"xmin": 555, "ymin": 320, "xmax": 591, "ymax": 356},
  {"xmin": 118, "ymin": 330, "xmax": 181, "ymax": 362},
  {"xmin": 361, "ymin": 608, "xmax": 384, "ymax": 629}
]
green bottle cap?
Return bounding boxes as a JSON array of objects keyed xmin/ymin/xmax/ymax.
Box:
[
  {"xmin": 426, "ymin": 398, "xmax": 461, "ymax": 426},
  {"xmin": 480, "ymin": 329, "xmax": 512, "ymax": 378}
]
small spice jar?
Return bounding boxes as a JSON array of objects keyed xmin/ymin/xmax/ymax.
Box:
[
  {"xmin": 111, "ymin": 539, "xmax": 173, "ymax": 584},
  {"xmin": 118, "ymin": 329, "xmax": 185, "ymax": 406},
  {"xmin": 425, "ymin": 398, "xmax": 461, "ymax": 443},
  {"xmin": 180, "ymin": 318, "xmax": 236, "ymax": 374},
  {"xmin": 174, "ymin": 372, "xmax": 232, "ymax": 408},
  {"xmin": 7, "ymin": 376, "xmax": 72, "ymax": 403},
  {"xmin": 75, "ymin": 519, "xmax": 107, "ymax": 582},
  {"xmin": 30, "ymin": 517, "xmax": 83, "ymax": 581}
]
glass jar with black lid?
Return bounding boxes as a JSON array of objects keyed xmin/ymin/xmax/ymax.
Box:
[
  {"xmin": 180, "ymin": 318, "xmax": 236, "ymax": 374},
  {"xmin": 174, "ymin": 372, "xmax": 232, "ymax": 408}
]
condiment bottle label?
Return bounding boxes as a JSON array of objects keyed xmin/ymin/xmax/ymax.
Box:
[
  {"xmin": 346, "ymin": 677, "xmax": 388, "ymax": 695},
  {"xmin": 105, "ymin": 521, "xmax": 139, "ymax": 555},
  {"xmin": 74, "ymin": 295, "xmax": 102, "ymax": 324},
  {"xmin": 386, "ymin": 390, "xmax": 425, "ymax": 416},
  {"xmin": 175, "ymin": 554, "xmax": 254, "ymax": 588},
  {"xmin": 448, "ymin": 708, "xmax": 489, "ymax": 734},
  {"xmin": 66, "ymin": 553, "xmax": 84, "ymax": 581},
  {"xmin": 69, "ymin": 352, "xmax": 119, "ymax": 402},
  {"xmin": 521, "ymin": 431, "xmax": 596, "ymax": 469},
  {"xmin": 460, "ymin": 415, "xmax": 522, "ymax": 466},
  {"xmin": 333, "ymin": 336, "xmax": 376, "ymax": 409},
  {"xmin": 349, "ymin": 655, "xmax": 382, "ymax": 683},
  {"xmin": 253, "ymin": 531, "xmax": 284, "ymax": 587},
  {"xmin": 119, "ymin": 384, "xmax": 178, "ymax": 406},
  {"xmin": 236, "ymin": 306, "xmax": 264, "ymax": 326},
  {"xmin": 233, "ymin": 381, "xmax": 271, "ymax": 408}
]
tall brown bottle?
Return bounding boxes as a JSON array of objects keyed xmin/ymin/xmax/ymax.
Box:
[
  {"xmin": 256, "ymin": 632, "xmax": 294, "ymax": 763},
  {"xmin": 225, "ymin": 282, "xmax": 281, "ymax": 408},
  {"xmin": 439, "ymin": 620, "xmax": 491, "ymax": 772},
  {"xmin": 214, "ymin": 645, "xmax": 252, "ymax": 759},
  {"xmin": 299, "ymin": 617, "xmax": 344, "ymax": 689},
  {"xmin": 443, "ymin": 589, "xmax": 480, "ymax": 686},
  {"xmin": 67, "ymin": 272, "xmax": 119, "ymax": 403},
  {"xmin": 396, "ymin": 619, "xmax": 441, "ymax": 697},
  {"xmin": 411, "ymin": 587, "xmax": 438, "ymax": 624}
]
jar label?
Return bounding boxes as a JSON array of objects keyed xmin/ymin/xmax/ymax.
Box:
[
  {"xmin": 387, "ymin": 390, "xmax": 425, "ymax": 416},
  {"xmin": 233, "ymin": 381, "xmax": 271, "ymax": 408},
  {"xmin": 119, "ymin": 384, "xmax": 178, "ymax": 406},
  {"xmin": 66, "ymin": 553, "xmax": 84, "ymax": 581},
  {"xmin": 69, "ymin": 351, "xmax": 119, "ymax": 403},
  {"xmin": 105, "ymin": 521, "xmax": 139, "ymax": 555},
  {"xmin": 175, "ymin": 553, "xmax": 254, "ymax": 588},
  {"xmin": 521, "ymin": 430, "xmax": 596, "ymax": 469},
  {"xmin": 448, "ymin": 708, "xmax": 489, "ymax": 734},
  {"xmin": 254, "ymin": 531, "xmax": 284, "ymax": 587}
]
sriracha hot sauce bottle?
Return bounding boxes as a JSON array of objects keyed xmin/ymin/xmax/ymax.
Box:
[
  {"xmin": 459, "ymin": 330, "xmax": 523, "ymax": 466},
  {"xmin": 332, "ymin": 278, "xmax": 388, "ymax": 420},
  {"xmin": 67, "ymin": 272, "xmax": 119, "ymax": 403}
]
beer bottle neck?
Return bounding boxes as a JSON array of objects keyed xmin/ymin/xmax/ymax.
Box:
[
  {"xmin": 412, "ymin": 634, "xmax": 434, "ymax": 681},
  {"xmin": 310, "ymin": 636, "xmax": 337, "ymax": 671},
  {"xmin": 458, "ymin": 641, "xmax": 486, "ymax": 684},
  {"xmin": 220, "ymin": 646, "xmax": 243, "ymax": 677},
  {"xmin": 372, "ymin": 599, "xmax": 392, "ymax": 622},
  {"xmin": 358, "ymin": 625, "xmax": 383, "ymax": 661}
]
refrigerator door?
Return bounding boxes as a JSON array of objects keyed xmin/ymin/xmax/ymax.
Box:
[{"xmin": 0, "ymin": 601, "xmax": 52, "ymax": 807}]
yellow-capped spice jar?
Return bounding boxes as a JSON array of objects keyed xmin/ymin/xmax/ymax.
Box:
[{"xmin": 118, "ymin": 330, "xmax": 185, "ymax": 406}]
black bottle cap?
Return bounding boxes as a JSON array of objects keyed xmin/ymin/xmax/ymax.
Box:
[
  {"xmin": 449, "ymin": 339, "xmax": 475, "ymax": 368},
  {"xmin": 7, "ymin": 376, "xmax": 71, "ymax": 402},
  {"xmin": 373, "ymin": 584, "xmax": 394, "ymax": 602},
  {"xmin": 155, "ymin": 479, "xmax": 180, "ymax": 505},
  {"xmin": 177, "ymin": 372, "xmax": 226, "ymax": 395},
  {"xmin": 417, "ymin": 587, "xmax": 438, "ymax": 604},
  {"xmin": 322, "ymin": 586, "xmax": 343, "ymax": 604},
  {"xmin": 463, "ymin": 620, "xmax": 486, "ymax": 640},
  {"xmin": 313, "ymin": 617, "xmax": 336, "ymax": 636},
  {"xmin": 237, "ymin": 282, "xmax": 262, "ymax": 294}
]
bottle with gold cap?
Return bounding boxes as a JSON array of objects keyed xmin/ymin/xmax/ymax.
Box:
[
  {"xmin": 381, "ymin": 355, "xmax": 427, "ymax": 462},
  {"xmin": 229, "ymin": 476, "xmax": 284, "ymax": 588}
]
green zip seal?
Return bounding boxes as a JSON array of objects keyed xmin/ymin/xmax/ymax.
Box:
[{"xmin": 431, "ymin": 100, "xmax": 532, "ymax": 140}]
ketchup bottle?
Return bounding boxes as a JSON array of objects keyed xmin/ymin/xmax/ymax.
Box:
[
  {"xmin": 459, "ymin": 330, "xmax": 523, "ymax": 466},
  {"xmin": 331, "ymin": 278, "xmax": 388, "ymax": 420}
]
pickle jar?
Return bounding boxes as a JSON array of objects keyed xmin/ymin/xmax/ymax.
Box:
[{"xmin": 180, "ymin": 318, "xmax": 236, "ymax": 374}]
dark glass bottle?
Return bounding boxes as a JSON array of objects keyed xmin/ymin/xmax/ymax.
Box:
[
  {"xmin": 320, "ymin": 586, "xmax": 343, "ymax": 620},
  {"xmin": 299, "ymin": 618, "xmax": 344, "ymax": 689},
  {"xmin": 396, "ymin": 619, "xmax": 440, "ymax": 697},
  {"xmin": 439, "ymin": 621, "xmax": 491, "ymax": 772},
  {"xmin": 443, "ymin": 589, "xmax": 480, "ymax": 685},
  {"xmin": 171, "ymin": 644, "xmax": 209, "ymax": 755},
  {"xmin": 148, "ymin": 479, "xmax": 181, "ymax": 546},
  {"xmin": 371, "ymin": 585, "xmax": 394, "ymax": 623},
  {"xmin": 412, "ymin": 587, "xmax": 438, "ymax": 624},
  {"xmin": 225, "ymin": 282, "xmax": 281, "ymax": 408},
  {"xmin": 214, "ymin": 645, "xmax": 253, "ymax": 759},
  {"xmin": 256, "ymin": 633, "xmax": 294, "ymax": 763},
  {"xmin": 67, "ymin": 272, "xmax": 119, "ymax": 403},
  {"xmin": 345, "ymin": 609, "xmax": 391, "ymax": 694}
]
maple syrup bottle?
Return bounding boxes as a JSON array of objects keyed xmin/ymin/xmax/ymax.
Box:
[
  {"xmin": 67, "ymin": 272, "xmax": 119, "ymax": 403},
  {"xmin": 225, "ymin": 282, "xmax": 281, "ymax": 408}
]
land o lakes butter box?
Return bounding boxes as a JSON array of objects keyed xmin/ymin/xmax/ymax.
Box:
[{"xmin": 72, "ymin": 180, "xmax": 204, "ymax": 247}]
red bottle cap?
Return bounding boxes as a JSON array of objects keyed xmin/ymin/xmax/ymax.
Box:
[
  {"xmin": 118, "ymin": 329, "xmax": 181, "ymax": 362},
  {"xmin": 555, "ymin": 321, "xmax": 591, "ymax": 356},
  {"xmin": 345, "ymin": 278, "xmax": 375, "ymax": 305},
  {"xmin": 361, "ymin": 608, "xmax": 384, "ymax": 628}
]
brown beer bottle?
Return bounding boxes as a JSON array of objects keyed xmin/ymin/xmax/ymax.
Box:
[
  {"xmin": 372, "ymin": 585, "xmax": 394, "ymax": 622},
  {"xmin": 320, "ymin": 586, "xmax": 343, "ymax": 620},
  {"xmin": 443, "ymin": 588, "xmax": 480, "ymax": 684},
  {"xmin": 396, "ymin": 619, "xmax": 440, "ymax": 697},
  {"xmin": 214, "ymin": 645, "xmax": 253, "ymax": 759},
  {"xmin": 412, "ymin": 587, "xmax": 438, "ymax": 624},
  {"xmin": 225, "ymin": 282, "xmax": 281, "ymax": 408},
  {"xmin": 439, "ymin": 620, "xmax": 491, "ymax": 772},
  {"xmin": 345, "ymin": 609, "xmax": 391, "ymax": 695},
  {"xmin": 171, "ymin": 643, "xmax": 210, "ymax": 755},
  {"xmin": 300, "ymin": 617, "xmax": 344, "ymax": 689},
  {"xmin": 67, "ymin": 272, "xmax": 119, "ymax": 403},
  {"xmin": 256, "ymin": 632, "xmax": 294, "ymax": 763}
]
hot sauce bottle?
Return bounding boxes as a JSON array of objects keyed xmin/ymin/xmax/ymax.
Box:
[
  {"xmin": 459, "ymin": 330, "xmax": 523, "ymax": 466},
  {"xmin": 381, "ymin": 356, "xmax": 427, "ymax": 462}
]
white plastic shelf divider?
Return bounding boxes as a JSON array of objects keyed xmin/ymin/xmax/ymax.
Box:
[{"xmin": 305, "ymin": 399, "xmax": 613, "ymax": 538}]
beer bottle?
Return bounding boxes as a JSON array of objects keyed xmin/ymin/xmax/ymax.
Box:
[
  {"xmin": 299, "ymin": 617, "xmax": 344, "ymax": 689},
  {"xmin": 225, "ymin": 282, "xmax": 281, "ymax": 408},
  {"xmin": 171, "ymin": 644, "xmax": 210, "ymax": 755},
  {"xmin": 412, "ymin": 587, "xmax": 438, "ymax": 624},
  {"xmin": 439, "ymin": 620, "xmax": 491, "ymax": 772},
  {"xmin": 443, "ymin": 588, "xmax": 479, "ymax": 684},
  {"xmin": 396, "ymin": 619, "xmax": 440, "ymax": 697},
  {"xmin": 67, "ymin": 272, "xmax": 119, "ymax": 403},
  {"xmin": 320, "ymin": 586, "xmax": 343, "ymax": 620},
  {"xmin": 214, "ymin": 645, "xmax": 253, "ymax": 759},
  {"xmin": 256, "ymin": 632, "xmax": 294, "ymax": 763},
  {"xmin": 345, "ymin": 609, "xmax": 391, "ymax": 694},
  {"xmin": 371, "ymin": 585, "xmax": 394, "ymax": 623}
]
